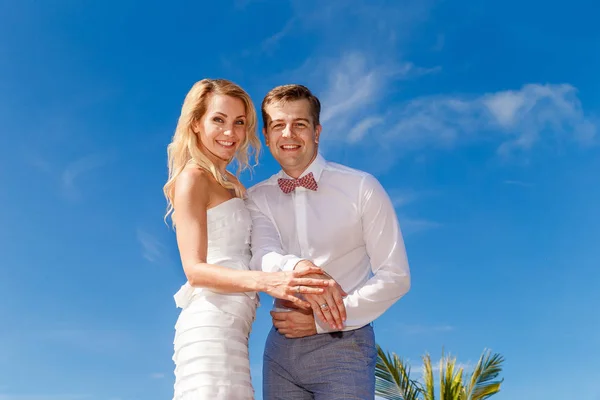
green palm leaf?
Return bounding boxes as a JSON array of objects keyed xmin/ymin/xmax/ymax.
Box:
[
  {"xmin": 439, "ymin": 352, "xmax": 465, "ymax": 400},
  {"xmin": 375, "ymin": 344, "xmax": 422, "ymax": 400},
  {"xmin": 422, "ymin": 354, "xmax": 435, "ymax": 400},
  {"xmin": 464, "ymin": 349, "xmax": 505, "ymax": 400}
]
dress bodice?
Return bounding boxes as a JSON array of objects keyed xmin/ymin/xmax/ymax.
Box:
[{"xmin": 174, "ymin": 197, "xmax": 254, "ymax": 308}]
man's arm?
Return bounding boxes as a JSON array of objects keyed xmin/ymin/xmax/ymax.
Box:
[
  {"xmin": 314, "ymin": 174, "xmax": 411, "ymax": 333},
  {"xmin": 247, "ymin": 191, "xmax": 347, "ymax": 330},
  {"xmin": 246, "ymin": 193, "xmax": 304, "ymax": 273}
]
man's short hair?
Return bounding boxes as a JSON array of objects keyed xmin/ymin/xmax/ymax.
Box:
[{"xmin": 261, "ymin": 84, "xmax": 321, "ymax": 130}]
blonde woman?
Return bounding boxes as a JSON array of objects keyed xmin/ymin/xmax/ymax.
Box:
[{"xmin": 164, "ymin": 79, "xmax": 332, "ymax": 399}]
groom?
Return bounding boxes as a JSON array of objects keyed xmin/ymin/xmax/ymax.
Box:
[{"xmin": 247, "ymin": 84, "xmax": 411, "ymax": 399}]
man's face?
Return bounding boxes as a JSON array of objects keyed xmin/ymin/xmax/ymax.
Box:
[{"xmin": 263, "ymin": 99, "xmax": 321, "ymax": 178}]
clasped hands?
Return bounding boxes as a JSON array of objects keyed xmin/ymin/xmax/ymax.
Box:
[{"xmin": 272, "ymin": 260, "xmax": 347, "ymax": 338}]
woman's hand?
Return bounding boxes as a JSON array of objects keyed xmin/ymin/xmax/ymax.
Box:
[
  {"xmin": 261, "ymin": 265, "xmax": 334, "ymax": 309},
  {"xmin": 294, "ymin": 261, "xmax": 347, "ymax": 331}
]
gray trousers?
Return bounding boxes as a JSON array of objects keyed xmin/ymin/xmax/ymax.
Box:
[{"xmin": 263, "ymin": 325, "xmax": 376, "ymax": 399}]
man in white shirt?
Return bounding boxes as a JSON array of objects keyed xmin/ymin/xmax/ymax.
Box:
[{"xmin": 247, "ymin": 84, "xmax": 410, "ymax": 399}]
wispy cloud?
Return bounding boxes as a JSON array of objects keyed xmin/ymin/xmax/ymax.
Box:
[
  {"xmin": 390, "ymin": 189, "xmax": 441, "ymax": 234},
  {"xmin": 137, "ymin": 229, "xmax": 168, "ymax": 264},
  {"xmin": 61, "ymin": 151, "xmax": 116, "ymax": 201},
  {"xmin": 320, "ymin": 82, "xmax": 597, "ymax": 169},
  {"xmin": 400, "ymin": 84, "xmax": 596, "ymax": 154},
  {"xmin": 316, "ymin": 53, "xmax": 439, "ymax": 141},
  {"xmin": 260, "ymin": 18, "xmax": 296, "ymax": 55},
  {"xmin": 263, "ymin": 0, "xmax": 439, "ymax": 137},
  {"xmin": 388, "ymin": 189, "xmax": 440, "ymax": 208},
  {"xmin": 348, "ymin": 117, "xmax": 385, "ymax": 144},
  {"xmin": 401, "ymin": 216, "xmax": 441, "ymax": 234},
  {"xmin": 290, "ymin": 0, "xmax": 435, "ymax": 48},
  {"xmin": 266, "ymin": 1, "xmax": 597, "ymax": 170},
  {"xmin": 150, "ymin": 372, "xmax": 165, "ymax": 379},
  {"xmin": 432, "ymin": 33, "xmax": 445, "ymax": 52}
]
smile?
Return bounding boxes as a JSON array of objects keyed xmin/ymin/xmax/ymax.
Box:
[
  {"xmin": 216, "ymin": 140, "xmax": 235, "ymax": 148},
  {"xmin": 280, "ymin": 144, "xmax": 301, "ymax": 150}
]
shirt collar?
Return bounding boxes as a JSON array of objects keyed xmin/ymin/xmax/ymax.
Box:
[{"xmin": 280, "ymin": 153, "xmax": 327, "ymax": 182}]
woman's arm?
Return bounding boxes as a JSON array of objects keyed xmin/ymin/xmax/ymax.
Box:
[{"xmin": 173, "ymin": 168, "xmax": 330, "ymax": 307}]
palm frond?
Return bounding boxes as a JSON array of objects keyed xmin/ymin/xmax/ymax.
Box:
[
  {"xmin": 464, "ymin": 349, "xmax": 505, "ymax": 400},
  {"xmin": 440, "ymin": 351, "xmax": 466, "ymax": 400},
  {"xmin": 422, "ymin": 353, "xmax": 435, "ymax": 400},
  {"xmin": 375, "ymin": 344, "xmax": 422, "ymax": 400}
]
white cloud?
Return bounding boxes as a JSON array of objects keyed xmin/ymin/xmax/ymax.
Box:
[
  {"xmin": 338, "ymin": 83, "xmax": 597, "ymax": 166},
  {"xmin": 260, "ymin": 18, "xmax": 296, "ymax": 54},
  {"xmin": 61, "ymin": 151, "xmax": 116, "ymax": 201},
  {"xmin": 389, "ymin": 189, "xmax": 441, "ymax": 234},
  {"xmin": 483, "ymin": 90, "xmax": 528, "ymax": 127},
  {"xmin": 389, "ymin": 189, "xmax": 421, "ymax": 208},
  {"xmin": 348, "ymin": 117, "xmax": 385, "ymax": 144},
  {"xmin": 432, "ymin": 33, "xmax": 445, "ymax": 51},
  {"xmin": 150, "ymin": 372, "xmax": 165, "ymax": 379},
  {"xmin": 255, "ymin": 1, "xmax": 596, "ymax": 170},
  {"xmin": 137, "ymin": 229, "xmax": 167, "ymax": 264},
  {"xmin": 316, "ymin": 53, "xmax": 438, "ymax": 144},
  {"xmin": 320, "ymin": 53, "xmax": 391, "ymax": 125},
  {"xmin": 399, "ymin": 216, "xmax": 441, "ymax": 235},
  {"xmin": 290, "ymin": 0, "xmax": 435, "ymax": 47},
  {"xmin": 260, "ymin": 0, "xmax": 439, "ymax": 146}
]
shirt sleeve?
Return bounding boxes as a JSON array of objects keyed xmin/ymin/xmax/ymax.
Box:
[
  {"xmin": 246, "ymin": 192, "xmax": 304, "ymax": 272},
  {"xmin": 315, "ymin": 174, "xmax": 411, "ymax": 333}
]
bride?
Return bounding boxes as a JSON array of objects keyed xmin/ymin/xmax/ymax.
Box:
[{"xmin": 163, "ymin": 78, "xmax": 332, "ymax": 399}]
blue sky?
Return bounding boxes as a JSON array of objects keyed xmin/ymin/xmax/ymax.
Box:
[{"xmin": 1, "ymin": 0, "xmax": 599, "ymax": 399}]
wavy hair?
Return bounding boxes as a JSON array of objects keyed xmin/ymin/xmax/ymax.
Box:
[{"xmin": 163, "ymin": 78, "xmax": 260, "ymax": 224}]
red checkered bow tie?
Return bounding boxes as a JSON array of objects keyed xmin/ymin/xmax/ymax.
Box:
[{"xmin": 277, "ymin": 172, "xmax": 318, "ymax": 194}]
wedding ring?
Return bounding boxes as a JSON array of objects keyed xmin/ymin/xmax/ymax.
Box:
[
  {"xmin": 320, "ymin": 303, "xmax": 329, "ymax": 309},
  {"xmin": 296, "ymin": 285, "xmax": 301, "ymax": 293}
]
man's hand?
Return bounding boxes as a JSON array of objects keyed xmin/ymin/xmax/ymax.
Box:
[
  {"xmin": 271, "ymin": 301, "xmax": 317, "ymax": 338},
  {"xmin": 294, "ymin": 260, "xmax": 347, "ymax": 330}
]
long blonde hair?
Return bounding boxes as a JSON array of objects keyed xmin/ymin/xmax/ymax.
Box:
[{"xmin": 163, "ymin": 78, "xmax": 260, "ymax": 224}]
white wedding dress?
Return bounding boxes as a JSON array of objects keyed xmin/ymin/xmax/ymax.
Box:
[{"xmin": 172, "ymin": 198, "xmax": 258, "ymax": 399}]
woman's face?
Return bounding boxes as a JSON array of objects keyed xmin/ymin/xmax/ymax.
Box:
[{"xmin": 197, "ymin": 94, "xmax": 247, "ymax": 165}]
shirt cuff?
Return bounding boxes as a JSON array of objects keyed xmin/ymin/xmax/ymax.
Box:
[
  {"xmin": 314, "ymin": 314, "xmax": 334, "ymax": 334},
  {"xmin": 281, "ymin": 256, "xmax": 305, "ymax": 272},
  {"xmin": 313, "ymin": 298, "xmax": 359, "ymax": 334}
]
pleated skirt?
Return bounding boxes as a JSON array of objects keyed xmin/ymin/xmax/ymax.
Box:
[{"xmin": 173, "ymin": 291, "xmax": 257, "ymax": 399}]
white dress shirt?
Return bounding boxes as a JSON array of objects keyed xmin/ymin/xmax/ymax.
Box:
[{"xmin": 246, "ymin": 154, "xmax": 410, "ymax": 333}]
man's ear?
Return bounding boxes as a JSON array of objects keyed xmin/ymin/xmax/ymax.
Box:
[
  {"xmin": 263, "ymin": 127, "xmax": 269, "ymax": 146},
  {"xmin": 315, "ymin": 124, "xmax": 322, "ymax": 143}
]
